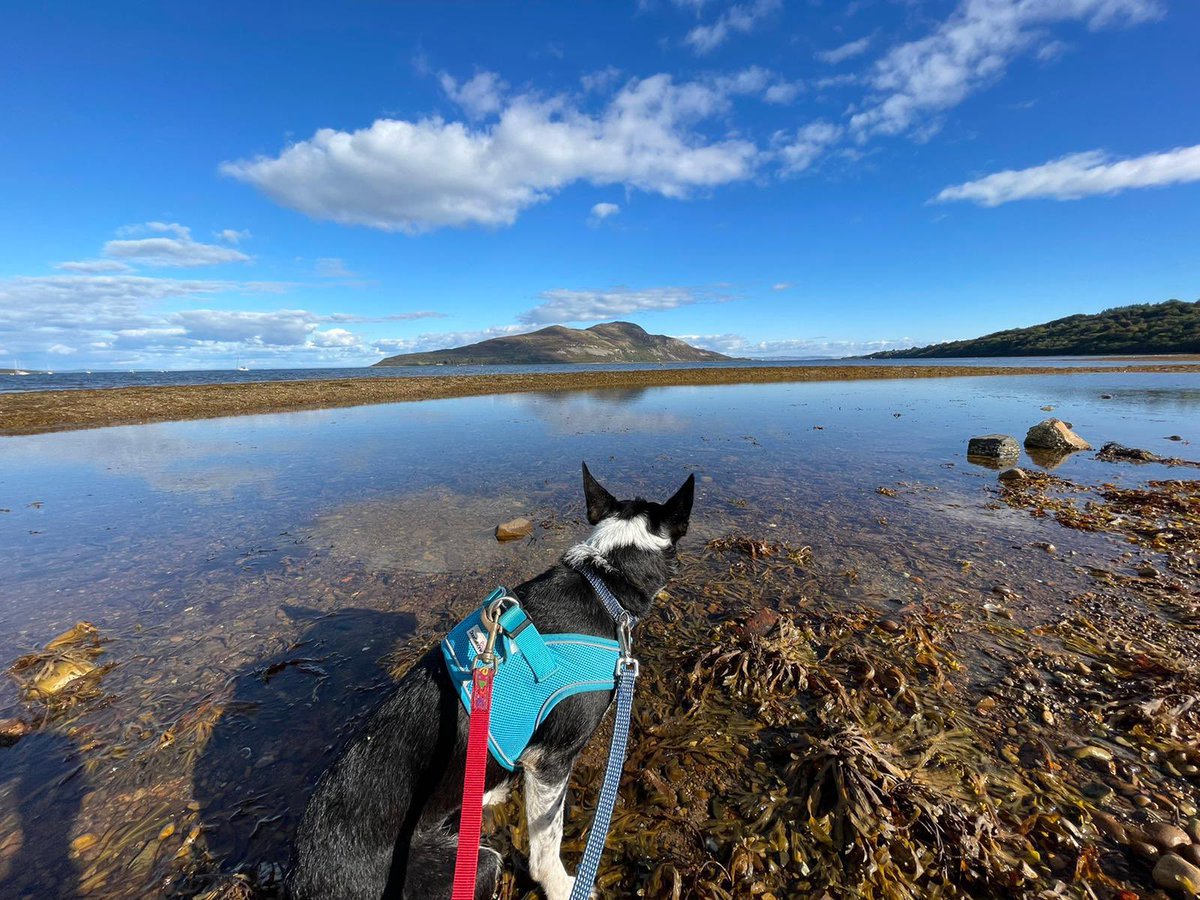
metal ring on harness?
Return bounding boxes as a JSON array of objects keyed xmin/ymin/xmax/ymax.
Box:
[{"xmin": 479, "ymin": 593, "xmax": 519, "ymax": 632}]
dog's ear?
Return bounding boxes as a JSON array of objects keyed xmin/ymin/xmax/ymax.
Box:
[
  {"xmin": 661, "ymin": 474, "xmax": 695, "ymax": 541},
  {"xmin": 582, "ymin": 461, "xmax": 618, "ymax": 525}
]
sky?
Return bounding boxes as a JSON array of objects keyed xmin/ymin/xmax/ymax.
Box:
[{"xmin": 1, "ymin": 0, "xmax": 1196, "ymax": 370}]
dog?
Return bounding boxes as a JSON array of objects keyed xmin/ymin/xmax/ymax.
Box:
[{"xmin": 287, "ymin": 463, "xmax": 695, "ymax": 899}]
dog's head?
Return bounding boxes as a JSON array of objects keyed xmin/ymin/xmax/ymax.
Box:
[{"xmin": 579, "ymin": 462, "xmax": 695, "ymax": 555}]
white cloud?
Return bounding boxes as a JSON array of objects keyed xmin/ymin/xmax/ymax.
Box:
[
  {"xmin": 104, "ymin": 222, "xmax": 251, "ymax": 267},
  {"xmin": 55, "ymin": 259, "xmax": 133, "ymax": 274},
  {"xmin": 772, "ymin": 282, "xmax": 793, "ymax": 291},
  {"xmin": 215, "ymin": 228, "xmax": 252, "ymax": 244},
  {"xmin": 315, "ymin": 257, "xmax": 357, "ymax": 278},
  {"xmin": 816, "ymin": 36, "xmax": 872, "ymax": 64},
  {"xmin": 581, "ymin": 66, "xmax": 622, "ymax": 93},
  {"xmin": 222, "ymin": 74, "xmax": 758, "ymax": 233},
  {"xmin": 311, "ymin": 327, "xmax": 361, "ymax": 348},
  {"xmin": 519, "ymin": 286, "xmax": 707, "ymax": 324},
  {"xmin": 172, "ymin": 309, "xmax": 318, "ymax": 345},
  {"xmin": 373, "ymin": 324, "xmax": 532, "ymax": 356},
  {"xmin": 685, "ymin": 0, "xmax": 781, "ymax": 54},
  {"xmin": 849, "ymin": 0, "xmax": 1164, "ymax": 141},
  {"xmin": 763, "ymin": 80, "xmax": 803, "ymax": 104},
  {"xmin": 776, "ymin": 121, "xmax": 843, "ymax": 174},
  {"xmin": 679, "ymin": 333, "xmax": 915, "ymax": 358},
  {"xmin": 0, "ymin": 267, "xmax": 446, "ymax": 369},
  {"xmin": 935, "ymin": 144, "xmax": 1200, "ymax": 205},
  {"xmin": 589, "ymin": 202, "xmax": 621, "ymax": 222},
  {"xmin": 439, "ymin": 71, "xmax": 508, "ymax": 119}
]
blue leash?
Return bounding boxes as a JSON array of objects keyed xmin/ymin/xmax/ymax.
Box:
[{"xmin": 568, "ymin": 567, "xmax": 638, "ymax": 900}]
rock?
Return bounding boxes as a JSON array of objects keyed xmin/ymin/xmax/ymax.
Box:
[
  {"xmin": 1097, "ymin": 442, "xmax": 1160, "ymax": 463},
  {"xmin": 31, "ymin": 658, "xmax": 95, "ymax": 697},
  {"xmin": 1133, "ymin": 840, "xmax": 1161, "ymax": 863},
  {"xmin": 494, "ymin": 517, "xmax": 534, "ymax": 542},
  {"xmin": 968, "ymin": 434, "xmax": 1020, "ymax": 459},
  {"xmin": 1153, "ymin": 853, "xmax": 1200, "ymax": 896},
  {"xmin": 1033, "ymin": 541, "xmax": 1056, "ymax": 553},
  {"xmin": 1100, "ymin": 393, "xmax": 1114, "ymax": 399},
  {"xmin": 1072, "ymin": 745, "xmax": 1113, "ymax": 763},
  {"xmin": 1146, "ymin": 824, "xmax": 1193, "ymax": 852},
  {"xmin": 1092, "ymin": 810, "xmax": 1128, "ymax": 843},
  {"xmin": 0, "ymin": 718, "xmax": 31, "ymax": 746},
  {"xmin": 1025, "ymin": 419, "xmax": 1092, "ymax": 452},
  {"xmin": 998, "ymin": 467, "xmax": 1029, "ymax": 484},
  {"xmin": 742, "ymin": 607, "xmax": 780, "ymax": 637},
  {"xmin": 1168, "ymin": 435, "xmax": 1184, "ymax": 441},
  {"xmin": 1180, "ymin": 845, "xmax": 1200, "ymax": 867},
  {"xmin": 1188, "ymin": 820, "xmax": 1200, "ymax": 844}
]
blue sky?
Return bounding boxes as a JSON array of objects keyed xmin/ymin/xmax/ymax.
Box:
[{"xmin": 1, "ymin": 0, "xmax": 1196, "ymax": 369}]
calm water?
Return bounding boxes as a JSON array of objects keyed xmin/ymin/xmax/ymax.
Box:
[
  {"xmin": 3, "ymin": 354, "xmax": 1196, "ymax": 393},
  {"xmin": 0, "ymin": 372, "xmax": 1198, "ymax": 896}
]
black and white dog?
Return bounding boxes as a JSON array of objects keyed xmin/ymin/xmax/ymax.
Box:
[{"xmin": 287, "ymin": 463, "xmax": 694, "ymax": 899}]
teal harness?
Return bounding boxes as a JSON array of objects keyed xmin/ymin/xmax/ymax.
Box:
[{"xmin": 441, "ymin": 587, "xmax": 624, "ymax": 771}]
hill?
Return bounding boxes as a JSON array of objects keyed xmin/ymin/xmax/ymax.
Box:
[
  {"xmin": 372, "ymin": 321, "xmax": 735, "ymax": 366},
  {"xmin": 869, "ymin": 299, "xmax": 1200, "ymax": 358}
]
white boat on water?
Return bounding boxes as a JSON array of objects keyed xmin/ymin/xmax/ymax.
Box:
[
  {"xmin": 10, "ymin": 359, "xmax": 31, "ymax": 376},
  {"xmin": 236, "ymin": 358, "xmax": 249, "ymax": 372}
]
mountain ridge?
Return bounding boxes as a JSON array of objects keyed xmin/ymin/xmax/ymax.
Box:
[
  {"xmin": 372, "ymin": 321, "xmax": 736, "ymax": 366},
  {"xmin": 868, "ymin": 299, "xmax": 1200, "ymax": 358}
]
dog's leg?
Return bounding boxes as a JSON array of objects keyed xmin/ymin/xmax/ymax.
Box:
[{"xmin": 523, "ymin": 760, "xmax": 575, "ymax": 900}]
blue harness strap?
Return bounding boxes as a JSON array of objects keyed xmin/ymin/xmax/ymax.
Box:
[
  {"xmin": 442, "ymin": 595, "xmax": 621, "ymax": 771},
  {"xmin": 443, "ymin": 568, "xmax": 640, "ymax": 900}
]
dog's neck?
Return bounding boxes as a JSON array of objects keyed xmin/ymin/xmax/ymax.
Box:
[{"xmin": 563, "ymin": 515, "xmax": 676, "ymax": 618}]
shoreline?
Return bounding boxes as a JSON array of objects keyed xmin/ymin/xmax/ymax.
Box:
[{"xmin": 3, "ymin": 362, "xmax": 1200, "ymax": 436}]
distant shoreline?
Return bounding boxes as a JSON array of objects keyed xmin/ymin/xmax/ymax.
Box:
[{"xmin": 4, "ymin": 363, "xmax": 1200, "ymax": 436}]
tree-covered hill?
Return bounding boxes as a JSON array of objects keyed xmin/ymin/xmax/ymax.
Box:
[{"xmin": 870, "ymin": 299, "xmax": 1200, "ymax": 358}]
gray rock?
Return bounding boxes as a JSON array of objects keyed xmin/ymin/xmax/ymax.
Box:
[
  {"xmin": 1153, "ymin": 853, "xmax": 1200, "ymax": 896},
  {"xmin": 1025, "ymin": 418, "xmax": 1092, "ymax": 452},
  {"xmin": 495, "ymin": 517, "xmax": 534, "ymax": 542},
  {"xmin": 968, "ymin": 434, "xmax": 1019, "ymax": 459},
  {"xmin": 998, "ymin": 467, "xmax": 1029, "ymax": 484}
]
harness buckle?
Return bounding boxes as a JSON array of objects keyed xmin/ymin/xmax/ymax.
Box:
[{"xmin": 617, "ymin": 656, "xmax": 639, "ymax": 678}]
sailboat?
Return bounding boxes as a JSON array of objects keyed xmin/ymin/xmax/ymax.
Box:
[
  {"xmin": 236, "ymin": 358, "xmax": 249, "ymax": 372},
  {"xmin": 11, "ymin": 359, "xmax": 31, "ymax": 376}
]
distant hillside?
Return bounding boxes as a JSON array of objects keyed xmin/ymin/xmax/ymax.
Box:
[
  {"xmin": 870, "ymin": 299, "xmax": 1200, "ymax": 358},
  {"xmin": 373, "ymin": 321, "xmax": 735, "ymax": 366}
]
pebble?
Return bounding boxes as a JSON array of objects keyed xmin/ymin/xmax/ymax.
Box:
[
  {"xmin": 495, "ymin": 517, "xmax": 534, "ymax": 542},
  {"xmin": 1145, "ymin": 823, "xmax": 1193, "ymax": 852},
  {"xmin": 1153, "ymin": 853, "xmax": 1200, "ymax": 896},
  {"xmin": 1082, "ymin": 781, "xmax": 1114, "ymax": 801},
  {"xmin": 1092, "ymin": 810, "xmax": 1128, "ymax": 843},
  {"xmin": 1073, "ymin": 745, "xmax": 1113, "ymax": 763},
  {"xmin": 1133, "ymin": 840, "xmax": 1161, "ymax": 863},
  {"xmin": 1188, "ymin": 820, "xmax": 1200, "ymax": 844},
  {"xmin": 1033, "ymin": 541, "xmax": 1056, "ymax": 553},
  {"xmin": 998, "ymin": 467, "xmax": 1029, "ymax": 484}
]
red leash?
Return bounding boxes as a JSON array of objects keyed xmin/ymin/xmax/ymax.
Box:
[{"xmin": 451, "ymin": 613, "xmax": 501, "ymax": 899}]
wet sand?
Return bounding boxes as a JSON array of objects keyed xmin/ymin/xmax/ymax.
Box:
[{"xmin": 5, "ymin": 362, "xmax": 1200, "ymax": 435}]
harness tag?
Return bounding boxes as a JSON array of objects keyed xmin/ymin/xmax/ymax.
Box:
[{"xmin": 467, "ymin": 626, "xmax": 488, "ymax": 657}]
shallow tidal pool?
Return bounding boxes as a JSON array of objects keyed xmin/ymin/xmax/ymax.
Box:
[{"xmin": 1, "ymin": 372, "xmax": 1198, "ymax": 898}]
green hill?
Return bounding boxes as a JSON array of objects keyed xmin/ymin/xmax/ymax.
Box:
[
  {"xmin": 372, "ymin": 321, "xmax": 734, "ymax": 366},
  {"xmin": 870, "ymin": 299, "xmax": 1200, "ymax": 358}
]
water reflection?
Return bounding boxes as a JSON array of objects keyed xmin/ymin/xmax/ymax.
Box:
[{"xmin": 0, "ymin": 372, "xmax": 1198, "ymax": 895}]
